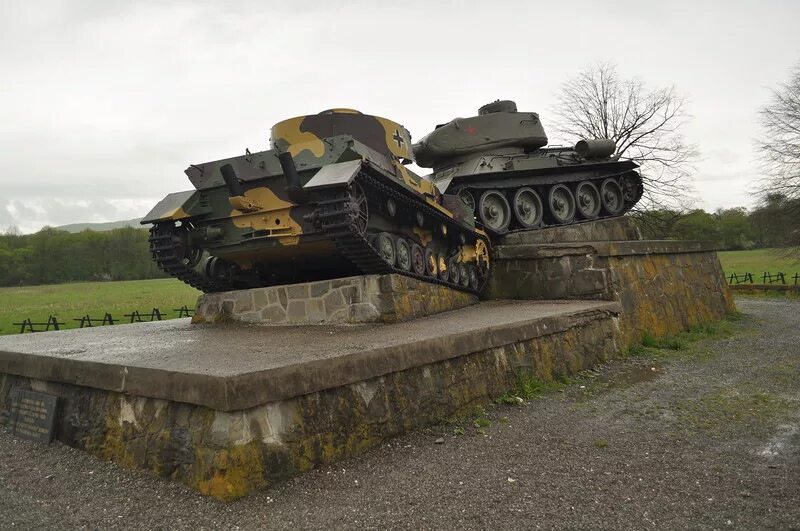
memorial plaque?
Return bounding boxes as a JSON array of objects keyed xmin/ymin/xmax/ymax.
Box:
[{"xmin": 9, "ymin": 389, "xmax": 58, "ymax": 443}]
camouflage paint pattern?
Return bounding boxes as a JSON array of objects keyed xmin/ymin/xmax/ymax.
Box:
[{"xmin": 142, "ymin": 108, "xmax": 491, "ymax": 292}]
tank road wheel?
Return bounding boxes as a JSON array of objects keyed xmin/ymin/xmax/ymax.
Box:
[
  {"xmin": 548, "ymin": 184, "xmax": 576, "ymax": 225},
  {"xmin": 478, "ymin": 190, "xmax": 511, "ymax": 233},
  {"xmin": 575, "ymin": 181, "xmax": 602, "ymax": 219},
  {"xmin": 459, "ymin": 264, "xmax": 470, "ymax": 287},
  {"xmin": 351, "ymin": 182, "xmax": 369, "ymax": 234},
  {"xmin": 600, "ymin": 178, "xmax": 624, "ymax": 215},
  {"xmin": 376, "ymin": 232, "xmax": 396, "ymax": 267},
  {"xmin": 437, "ymin": 254, "xmax": 449, "ymax": 281},
  {"xmin": 448, "ymin": 259, "xmax": 461, "ymax": 285},
  {"xmin": 395, "ymin": 237, "xmax": 412, "ymax": 272},
  {"xmin": 424, "ymin": 248, "xmax": 438, "ymax": 277},
  {"xmin": 411, "ymin": 243, "xmax": 426, "ymax": 275},
  {"xmin": 459, "ymin": 189, "xmax": 476, "ymax": 214},
  {"xmin": 512, "ymin": 187, "xmax": 544, "ymax": 228}
]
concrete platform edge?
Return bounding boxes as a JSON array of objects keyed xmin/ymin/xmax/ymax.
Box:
[{"xmin": 0, "ymin": 302, "xmax": 620, "ymax": 411}]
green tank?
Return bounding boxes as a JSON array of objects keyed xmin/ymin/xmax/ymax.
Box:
[
  {"xmin": 413, "ymin": 100, "xmax": 644, "ymax": 234},
  {"xmin": 141, "ymin": 109, "xmax": 491, "ymax": 294}
]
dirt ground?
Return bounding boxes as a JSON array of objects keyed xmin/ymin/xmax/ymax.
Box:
[{"xmin": 1, "ymin": 297, "xmax": 798, "ymax": 530}]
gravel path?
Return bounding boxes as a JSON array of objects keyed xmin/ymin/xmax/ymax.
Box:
[{"xmin": 2, "ymin": 297, "xmax": 799, "ymax": 530}]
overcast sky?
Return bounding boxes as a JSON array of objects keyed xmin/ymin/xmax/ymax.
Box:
[{"xmin": 1, "ymin": 0, "xmax": 799, "ymax": 233}]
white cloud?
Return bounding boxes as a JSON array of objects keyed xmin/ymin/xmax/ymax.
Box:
[{"xmin": 1, "ymin": 0, "xmax": 799, "ymax": 233}]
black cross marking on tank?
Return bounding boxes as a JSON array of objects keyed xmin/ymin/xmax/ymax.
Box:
[{"xmin": 392, "ymin": 129, "xmax": 405, "ymax": 148}]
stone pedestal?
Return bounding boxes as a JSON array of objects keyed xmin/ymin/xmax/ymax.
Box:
[
  {"xmin": 0, "ymin": 215, "xmax": 737, "ymax": 501},
  {"xmin": 485, "ymin": 216, "xmax": 736, "ymax": 344},
  {"xmin": 193, "ymin": 274, "xmax": 477, "ymax": 325}
]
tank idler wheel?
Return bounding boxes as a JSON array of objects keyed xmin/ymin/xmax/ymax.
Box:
[
  {"xmin": 459, "ymin": 264, "xmax": 470, "ymax": 287},
  {"xmin": 620, "ymin": 174, "xmax": 641, "ymax": 203},
  {"xmin": 395, "ymin": 237, "xmax": 412, "ymax": 271},
  {"xmin": 351, "ymin": 182, "xmax": 369, "ymax": 235},
  {"xmin": 575, "ymin": 181, "xmax": 602, "ymax": 219},
  {"xmin": 411, "ymin": 244, "xmax": 425, "ymax": 275},
  {"xmin": 478, "ymin": 190, "xmax": 511, "ymax": 233},
  {"xmin": 548, "ymin": 184, "xmax": 576, "ymax": 225},
  {"xmin": 459, "ymin": 189, "xmax": 476, "ymax": 214},
  {"xmin": 513, "ymin": 187, "xmax": 544, "ymax": 228},
  {"xmin": 448, "ymin": 259, "xmax": 461, "ymax": 285},
  {"xmin": 437, "ymin": 254, "xmax": 449, "ymax": 281},
  {"xmin": 376, "ymin": 232, "xmax": 396, "ymax": 267},
  {"xmin": 424, "ymin": 248, "xmax": 438, "ymax": 277},
  {"xmin": 600, "ymin": 178, "xmax": 624, "ymax": 215}
]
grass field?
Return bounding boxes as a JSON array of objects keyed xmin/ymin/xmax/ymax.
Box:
[
  {"xmin": 717, "ymin": 248, "xmax": 800, "ymax": 279},
  {"xmin": 0, "ymin": 278, "xmax": 201, "ymax": 336},
  {"xmin": 1, "ymin": 247, "xmax": 797, "ymax": 336}
]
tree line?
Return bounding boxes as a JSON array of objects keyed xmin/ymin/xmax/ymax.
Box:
[
  {"xmin": 631, "ymin": 193, "xmax": 799, "ymax": 251},
  {"xmin": 0, "ymin": 227, "xmax": 164, "ymax": 287}
]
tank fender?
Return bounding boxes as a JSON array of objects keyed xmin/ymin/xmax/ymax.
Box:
[
  {"xmin": 140, "ymin": 190, "xmax": 197, "ymax": 224},
  {"xmin": 303, "ymin": 159, "xmax": 362, "ymax": 191}
]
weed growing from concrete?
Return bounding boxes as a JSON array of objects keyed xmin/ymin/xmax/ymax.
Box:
[{"xmin": 628, "ymin": 313, "xmax": 742, "ymax": 361}]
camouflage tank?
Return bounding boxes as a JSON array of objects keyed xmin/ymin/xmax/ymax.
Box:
[
  {"xmin": 141, "ymin": 109, "xmax": 491, "ymax": 294},
  {"xmin": 413, "ymin": 100, "xmax": 644, "ymax": 234}
]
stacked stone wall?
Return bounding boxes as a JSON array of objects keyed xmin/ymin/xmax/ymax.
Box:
[
  {"xmin": 486, "ymin": 219, "xmax": 735, "ymax": 344},
  {"xmin": 194, "ymin": 274, "xmax": 477, "ymax": 325}
]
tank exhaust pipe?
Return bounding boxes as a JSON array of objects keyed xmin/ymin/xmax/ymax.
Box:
[
  {"xmin": 277, "ymin": 151, "xmax": 308, "ymax": 203},
  {"xmin": 220, "ymin": 164, "xmax": 244, "ymax": 197}
]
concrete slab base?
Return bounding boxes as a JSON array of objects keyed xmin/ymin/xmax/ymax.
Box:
[{"xmin": 0, "ymin": 300, "xmax": 620, "ymax": 499}]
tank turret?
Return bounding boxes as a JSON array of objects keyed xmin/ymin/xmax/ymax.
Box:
[{"xmin": 413, "ymin": 100, "xmax": 547, "ymax": 168}]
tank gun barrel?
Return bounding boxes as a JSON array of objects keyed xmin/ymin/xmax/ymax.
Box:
[
  {"xmin": 277, "ymin": 151, "xmax": 308, "ymax": 203},
  {"xmin": 220, "ymin": 164, "xmax": 244, "ymax": 197}
]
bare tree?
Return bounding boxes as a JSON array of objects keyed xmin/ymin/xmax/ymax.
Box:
[
  {"xmin": 758, "ymin": 63, "xmax": 800, "ymax": 251},
  {"xmin": 759, "ymin": 64, "xmax": 800, "ymax": 200},
  {"xmin": 551, "ymin": 62, "xmax": 697, "ymax": 208}
]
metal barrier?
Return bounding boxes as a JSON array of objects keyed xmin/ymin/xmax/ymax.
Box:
[
  {"xmin": 10, "ymin": 306, "xmax": 195, "ymax": 334},
  {"xmin": 74, "ymin": 313, "xmax": 117, "ymax": 328},
  {"xmin": 728, "ymin": 272, "xmax": 754, "ymax": 284},
  {"xmin": 123, "ymin": 308, "xmax": 164, "ymax": 323},
  {"xmin": 12, "ymin": 316, "xmax": 62, "ymax": 334},
  {"xmin": 762, "ymin": 272, "xmax": 786, "ymax": 285}
]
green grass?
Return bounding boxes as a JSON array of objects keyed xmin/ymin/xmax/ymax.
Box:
[
  {"xmin": 717, "ymin": 248, "xmax": 800, "ymax": 278},
  {"xmin": 627, "ymin": 313, "xmax": 741, "ymax": 361},
  {"xmin": 0, "ymin": 279, "xmax": 201, "ymax": 335}
]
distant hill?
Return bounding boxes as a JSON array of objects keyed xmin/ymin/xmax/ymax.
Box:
[{"xmin": 54, "ymin": 218, "xmax": 145, "ymax": 233}]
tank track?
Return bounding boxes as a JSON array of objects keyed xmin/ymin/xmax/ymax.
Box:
[
  {"xmin": 459, "ymin": 169, "xmax": 643, "ymax": 235},
  {"xmin": 148, "ymin": 224, "xmax": 233, "ymax": 292},
  {"xmin": 316, "ymin": 168, "xmax": 489, "ymax": 295}
]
